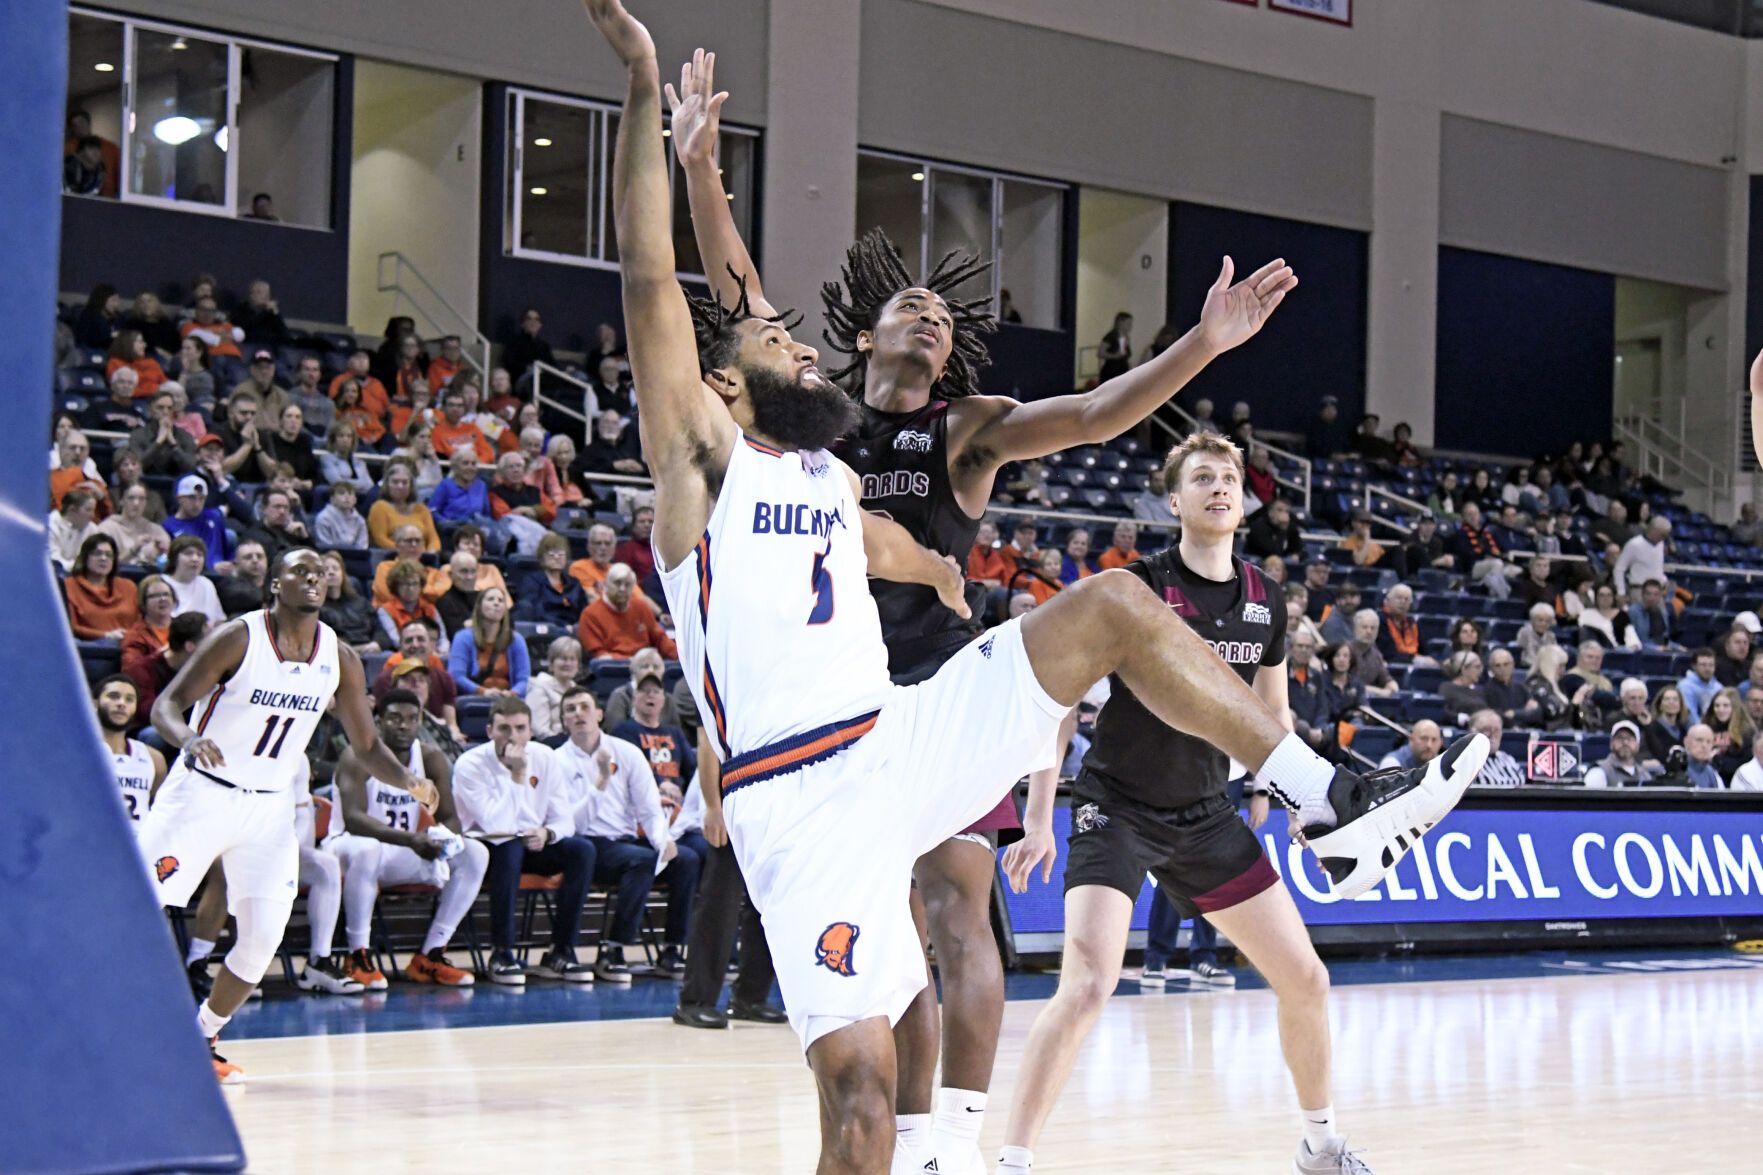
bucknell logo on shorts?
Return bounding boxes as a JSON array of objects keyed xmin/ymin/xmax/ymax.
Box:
[
  {"xmin": 1242, "ymin": 602, "xmax": 1271, "ymax": 625},
  {"xmin": 815, "ymin": 922, "xmax": 860, "ymax": 976},
  {"xmin": 155, "ymin": 855, "xmax": 179, "ymax": 883}
]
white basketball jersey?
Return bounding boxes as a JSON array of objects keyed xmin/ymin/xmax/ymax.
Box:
[
  {"xmin": 187, "ymin": 610, "xmax": 341, "ymax": 793},
  {"xmin": 365, "ymin": 740, "xmax": 428, "ymax": 833},
  {"xmin": 660, "ymin": 432, "xmax": 893, "ymax": 761},
  {"xmin": 112, "ymin": 739, "xmax": 155, "ymax": 823}
]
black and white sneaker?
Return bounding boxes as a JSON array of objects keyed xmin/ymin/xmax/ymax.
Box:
[
  {"xmin": 594, "ymin": 945, "xmax": 634, "ymax": 984},
  {"xmin": 539, "ymin": 948, "xmax": 596, "ymax": 984},
  {"xmin": 656, "ymin": 945, "xmax": 686, "ymax": 976},
  {"xmin": 296, "ymin": 954, "xmax": 365, "ymax": 995},
  {"xmin": 488, "ymin": 953, "xmax": 528, "ymax": 986},
  {"xmin": 1302, "ymin": 734, "xmax": 1488, "ymax": 900}
]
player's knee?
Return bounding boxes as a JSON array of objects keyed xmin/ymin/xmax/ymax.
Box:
[
  {"xmin": 456, "ymin": 836, "xmax": 490, "ymax": 879},
  {"xmin": 307, "ymin": 848, "xmax": 341, "ymax": 886},
  {"xmin": 1071, "ymin": 570, "xmax": 1159, "ymax": 651},
  {"xmin": 820, "ymin": 1066, "xmax": 894, "ymax": 1162},
  {"xmin": 1282, "ymin": 954, "xmax": 1330, "ymax": 1007},
  {"xmin": 225, "ymin": 900, "xmax": 289, "ymax": 984},
  {"xmin": 1055, "ymin": 962, "xmax": 1116, "ymax": 1015}
]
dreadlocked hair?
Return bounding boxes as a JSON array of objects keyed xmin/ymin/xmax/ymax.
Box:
[
  {"xmin": 820, "ymin": 228, "xmax": 996, "ymax": 399},
  {"xmin": 685, "ymin": 267, "xmax": 802, "ymax": 375}
]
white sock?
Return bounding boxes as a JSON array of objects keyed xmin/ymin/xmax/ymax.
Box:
[
  {"xmin": 997, "ymin": 1144, "xmax": 1034, "ymax": 1174},
  {"xmin": 187, "ymin": 937, "xmax": 215, "ymax": 966},
  {"xmin": 896, "ymin": 1113, "xmax": 931, "ymax": 1153},
  {"xmin": 196, "ymin": 1000, "xmax": 230, "ymax": 1039},
  {"xmin": 1259, "ymin": 733, "xmax": 1338, "ymax": 827},
  {"xmin": 933, "ymin": 1087, "xmax": 987, "ymax": 1146},
  {"xmin": 1301, "ymin": 1104, "xmax": 1339, "ymax": 1153}
]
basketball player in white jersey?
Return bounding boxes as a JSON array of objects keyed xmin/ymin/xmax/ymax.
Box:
[
  {"xmin": 94, "ymin": 675, "xmax": 165, "ymax": 832},
  {"xmin": 141, "ymin": 548, "xmax": 431, "ymax": 1083},
  {"xmin": 329, "ymin": 689, "xmax": 489, "ymax": 988},
  {"xmin": 585, "ymin": 6, "xmax": 1485, "ymax": 1170}
]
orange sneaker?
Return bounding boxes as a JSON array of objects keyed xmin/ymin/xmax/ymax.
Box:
[
  {"xmin": 407, "ymin": 948, "xmax": 476, "ymax": 987},
  {"xmin": 343, "ymin": 947, "xmax": 389, "ymax": 991},
  {"xmin": 210, "ymin": 1038, "xmax": 244, "ymax": 1086}
]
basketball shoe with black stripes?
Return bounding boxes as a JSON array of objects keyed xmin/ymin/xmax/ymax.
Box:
[{"xmin": 1286, "ymin": 734, "xmax": 1488, "ymax": 901}]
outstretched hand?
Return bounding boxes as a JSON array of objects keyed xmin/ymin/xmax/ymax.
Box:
[
  {"xmin": 1197, "ymin": 256, "xmax": 1298, "ymax": 355},
  {"xmin": 583, "ymin": 0, "xmax": 656, "ymax": 65},
  {"xmin": 665, "ymin": 48, "xmax": 730, "ymax": 169},
  {"xmin": 935, "ymin": 555, "xmax": 972, "ymax": 620}
]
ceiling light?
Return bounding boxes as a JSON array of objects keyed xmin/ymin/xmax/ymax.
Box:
[
  {"xmin": 213, "ymin": 126, "xmax": 228, "ymax": 151},
  {"xmin": 94, "ymin": 62, "xmax": 115, "ymax": 72},
  {"xmin": 171, "ymin": 38, "xmax": 188, "ymax": 50},
  {"xmin": 533, "ymin": 137, "xmax": 552, "ymax": 147},
  {"xmin": 153, "ymin": 116, "xmax": 201, "ymax": 145},
  {"xmin": 911, "ymin": 172, "xmax": 925, "ymax": 182},
  {"xmin": 530, "ymin": 186, "xmax": 548, "ymax": 196}
]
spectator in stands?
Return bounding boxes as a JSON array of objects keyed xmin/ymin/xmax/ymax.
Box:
[
  {"xmin": 1578, "ymin": 582, "xmax": 1640, "ymax": 649},
  {"xmin": 426, "ymin": 525, "xmax": 507, "ymax": 606},
  {"xmin": 503, "ymin": 307, "xmax": 555, "ymax": 383},
  {"xmin": 281, "ymin": 358, "xmax": 333, "ymax": 436},
  {"xmin": 50, "ymin": 420, "xmax": 101, "ymax": 493},
  {"xmin": 1014, "ymin": 548, "xmax": 1066, "ymax": 606},
  {"xmin": 516, "ymin": 534, "xmax": 589, "ymax": 628},
  {"xmin": 1096, "ymin": 520, "xmax": 1140, "ymax": 571},
  {"xmin": 528, "ymin": 637, "xmax": 583, "ymax": 739},
  {"xmin": 1676, "ymin": 724, "xmax": 1724, "ymax": 789},
  {"xmin": 426, "ymin": 335, "xmax": 465, "ymax": 390},
  {"xmin": 1562, "ymin": 641, "xmax": 1618, "ymax": 729},
  {"xmin": 1628, "ymin": 579, "xmax": 1678, "ymax": 650},
  {"xmin": 240, "ymin": 488, "xmax": 311, "ymax": 566},
  {"xmin": 1728, "ymin": 730, "xmax": 1763, "ymax": 791},
  {"xmin": 392, "ymin": 333, "xmax": 429, "ymax": 402},
  {"xmin": 331, "ymin": 378, "xmax": 387, "ymax": 449},
  {"xmin": 996, "ymin": 519, "xmax": 1041, "ymax": 587},
  {"xmin": 1524, "ymin": 645, "xmax": 1576, "ymax": 731},
  {"xmin": 1446, "ymin": 618, "xmax": 1485, "ymax": 659},
  {"xmin": 1515, "ymin": 602, "xmax": 1560, "ymax": 669},
  {"xmin": 216, "ymin": 540, "xmax": 269, "ymax": 616},
  {"xmin": 480, "ymin": 366, "xmax": 519, "ymax": 419},
  {"xmin": 391, "ymin": 422, "xmax": 445, "ymax": 497},
  {"xmin": 1481, "ymin": 647, "xmax": 1538, "ymax": 728},
  {"xmin": 431, "ymin": 388, "xmax": 494, "ymax": 464},
  {"xmin": 1424, "ymin": 471, "xmax": 1463, "ymax": 523},
  {"xmin": 966, "ymin": 519, "xmax": 1008, "ymax": 588},
  {"xmin": 548, "ymin": 437, "xmax": 594, "ymax": 509},
  {"xmin": 1342, "ymin": 511, "xmax": 1387, "ymax": 568},
  {"xmin": 1284, "ymin": 630, "xmax": 1331, "ymax": 752},
  {"xmin": 314, "ymin": 480, "xmax": 369, "ymax": 550},
  {"xmin": 1614, "ymin": 517, "xmax": 1672, "ymax": 599},
  {"xmin": 108, "ymin": 447, "xmax": 168, "ymax": 523},
  {"xmin": 422, "ymin": 552, "xmax": 476, "ymax": 638},
  {"xmin": 1244, "ymin": 496, "xmax": 1302, "ymax": 560},
  {"xmin": 74, "ymin": 283, "xmax": 121, "ymax": 349},
  {"xmin": 1350, "ymin": 413, "xmax": 1390, "ymax": 464},
  {"xmin": 613, "ymin": 505, "xmax": 658, "ymax": 582},
  {"xmin": 1708, "ymin": 688, "xmax": 1752, "ymax": 780},
  {"xmin": 1733, "ymin": 503, "xmax": 1761, "ymax": 547},
  {"xmin": 180, "ymin": 296, "xmax": 244, "ymax": 360},
  {"xmin": 579, "ymin": 564, "xmax": 677, "ymax": 661},
  {"xmin": 1388, "ymin": 422, "xmax": 1422, "ymax": 469},
  {"xmin": 331, "ymin": 350, "xmax": 391, "ymax": 424},
  {"xmin": 172, "ymin": 336, "xmax": 216, "ymax": 410},
  {"xmin": 1449, "ymin": 501, "xmax": 1514, "ymax": 596},
  {"xmin": 1678, "ymin": 647, "xmax": 1720, "ymax": 723},
  {"xmin": 235, "ymin": 350, "xmax": 288, "ymax": 422},
  {"xmin": 1375, "ymin": 582, "xmax": 1434, "ymax": 667},
  {"xmin": 162, "ymin": 534, "xmax": 223, "ymax": 623},
  {"xmin": 1318, "ymin": 581, "xmax": 1357, "ymax": 646},
  {"xmin": 1645, "ymin": 683, "xmax": 1689, "ymax": 763},
  {"xmin": 1305, "ymin": 395, "xmax": 1349, "ymax": 459},
  {"xmin": 156, "ymin": 382, "xmax": 204, "ymax": 444},
  {"xmin": 600, "ymin": 647, "xmax": 681, "ymax": 731},
  {"xmin": 1283, "ymin": 584, "xmax": 1327, "ymax": 650},
  {"xmin": 1439, "ymin": 652, "xmax": 1486, "ymax": 726},
  {"xmin": 1096, "ymin": 312, "xmax": 1133, "ymax": 382},
  {"xmin": 1466, "ymin": 468, "xmax": 1500, "ymax": 513},
  {"xmin": 453, "ymin": 696, "xmax": 596, "ymax": 984},
  {"xmin": 84, "ymin": 366, "xmax": 146, "ymax": 436},
  {"xmin": 377, "ymin": 559, "xmax": 444, "ymax": 650},
  {"xmin": 1377, "ymin": 719, "xmax": 1442, "ymax": 770},
  {"xmin": 1130, "ymin": 467, "xmax": 1179, "ymax": 526},
  {"xmin": 106, "ymin": 330, "xmax": 166, "ymax": 399},
  {"xmin": 518, "ymin": 427, "xmax": 564, "ymax": 503},
  {"xmin": 1466, "ymin": 709, "xmax": 1526, "ymax": 787},
  {"xmin": 121, "ymin": 392, "xmax": 195, "ymax": 479},
  {"xmin": 312, "ymin": 423, "xmax": 369, "ymax": 495},
  {"xmin": 1588, "ymin": 498, "xmax": 1631, "ymax": 552},
  {"xmin": 487, "ymin": 451, "xmax": 553, "ymax": 556},
  {"xmin": 1584, "ymin": 719, "xmax": 1660, "ymax": 788},
  {"xmin": 1058, "ymin": 528, "xmax": 1096, "ymax": 585},
  {"xmin": 258, "ymin": 404, "xmax": 320, "ymax": 489},
  {"xmin": 49, "ymin": 490, "xmax": 100, "ymax": 573},
  {"xmin": 367, "ymin": 462, "xmax": 440, "ymax": 552},
  {"xmin": 1261, "ymin": 555, "xmax": 1288, "ymax": 587},
  {"xmin": 375, "ymin": 519, "xmax": 443, "ymax": 605},
  {"xmin": 568, "ymin": 523, "xmax": 619, "ymax": 600},
  {"xmin": 1513, "ymin": 557, "xmax": 1560, "ymax": 615},
  {"xmin": 1341, "ymin": 608, "xmax": 1394, "ymax": 697},
  {"xmin": 579, "ymin": 409, "xmax": 648, "ymax": 478},
  {"xmin": 427, "ymin": 450, "xmax": 494, "ymax": 532},
  {"xmin": 1609, "ymin": 678, "xmax": 1659, "ymax": 757},
  {"xmin": 64, "ymin": 534, "xmax": 137, "ymax": 640},
  {"xmin": 1320, "ymin": 641, "xmax": 1366, "ymax": 724},
  {"xmin": 1243, "ymin": 445, "xmax": 1278, "ymax": 513},
  {"xmin": 224, "ymin": 280, "xmax": 286, "ymax": 344},
  {"xmin": 98, "ymin": 483, "xmax": 170, "ymax": 566},
  {"xmin": 1714, "ymin": 624, "xmax": 1754, "ymax": 687},
  {"xmin": 1745, "ymin": 657, "xmax": 1763, "ymax": 702},
  {"xmin": 314, "ymin": 550, "xmax": 379, "ymax": 655},
  {"xmin": 120, "ymin": 574, "xmax": 178, "ymax": 673},
  {"xmin": 450, "ymin": 587, "xmax": 528, "ymax": 698},
  {"xmin": 373, "ymin": 619, "xmax": 457, "ymax": 704},
  {"xmin": 212, "ymin": 391, "xmax": 264, "ymax": 477},
  {"xmin": 125, "ymin": 611, "xmax": 208, "ymax": 734},
  {"xmin": 1297, "ymin": 561, "xmax": 1332, "ymax": 622}
]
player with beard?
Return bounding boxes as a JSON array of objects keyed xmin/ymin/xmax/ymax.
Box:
[
  {"xmin": 585, "ymin": 6, "xmax": 1483, "ymax": 1172},
  {"xmin": 94, "ymin": 674, "xmax": 167, "ymax": 832},
  {"xmin": 139, "ymin": 548, "xmax": 433, "ymax": 1083},
  {"xmin": 998, "ymin": 432, "xmax": 1382, "ymax": 1174},
  {"xmin": 669, "ymin": 49, "xmax": 1302, "ymax": 1174}
]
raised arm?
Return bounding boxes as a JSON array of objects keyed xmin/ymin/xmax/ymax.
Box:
[
  {"xmin": 586, "ymin": 0, "xmax": 735, "ymax": 567},
  {"xmin": 669, "ymin": 50, "xmax": 778, "ymax": 319},
  {"xmin": 956, "ymin": 256, "xmax": 1297, "ymax": 469}
]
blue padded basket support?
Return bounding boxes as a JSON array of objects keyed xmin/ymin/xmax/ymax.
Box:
[{"xmin": 0, "ymin": 7, "xmax": 245, "ymax": 1171}]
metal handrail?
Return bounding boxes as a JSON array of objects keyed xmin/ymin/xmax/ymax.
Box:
[
  {"xmin": 1365, "ymin": 484, "xmax": 1430, "ymax": 537},
  {"xmin": 531, "ymin": 360, "xmax": 596, "ymax": 434},
  {"xmin": 1148, "ymin": 403, "xmax": 1314, "ymax": 515},
  {"xmin": 375, "ymin": 252, "xmax": 493, "ymax": 385},
  {"xmin": 1613, "ymin": 411, "xmax": 1730, "ymax": 501}
]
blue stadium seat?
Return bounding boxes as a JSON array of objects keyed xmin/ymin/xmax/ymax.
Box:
[
  {"xmin": 456, "ymin": 696, "xmax": 494, "ymax": 742},
  {"xmin": 56, "ymin": 367, "xmax": 106, "ymax": 394},
  {"xmin": 77, "ymin": 640, "xmax": 121, "ymax": 684},
  {"xmin": 1406, "ymin": 665, "xmax": 1445, "ymax": 694}
]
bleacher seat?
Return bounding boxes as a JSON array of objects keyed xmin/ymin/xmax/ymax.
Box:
[{"xmin": 456, "ymin": 696, "xmax": 494, "ymax": 742}]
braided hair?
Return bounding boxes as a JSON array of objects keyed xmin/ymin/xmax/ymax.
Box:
[
  {"xmin": 686, "ymin": 268, "xmax": 802, "ymax": 375},
  {"xmin": 820, "ymin": 228, "xmax": 995, "ymax": 399}
]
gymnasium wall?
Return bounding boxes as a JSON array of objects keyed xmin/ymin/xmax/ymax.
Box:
[
  {"xmin": 1434, "ymin": 247, "xmax": 1616, "ymax": 457},
  {"xmin": 1075, "ymin": 189, "xmax": 1169, "ymax": 386}
]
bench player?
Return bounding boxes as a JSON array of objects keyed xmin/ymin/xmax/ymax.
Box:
[
  {"xmin": 328, "ymin": 689, "xmax": 488, "ymax": 988},
  {"xmin": 141, "ymin": 548, "xmax": 430, "ymax": 1082},
  {"xmin": 582, "ymin": 6, "xmax": 1485, "ymax": 1171},
  {"xmin": 95, "ymin": 674, "xmax": 166, "ymax": 831},
  {"xmin": 998, "ymin": 433, "xmax": 1388, "ymax": 1175},
  {"xmin": 668, "ymin": 51, "xmax": 1303, "ymax": 1172}
]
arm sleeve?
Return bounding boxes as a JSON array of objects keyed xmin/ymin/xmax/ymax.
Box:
[
  {"xmin": 509, "ymin": 636, "xmax": 531, "ymax": 697},
  {"xmin": 448, "ymin": 630, "xmax": 479, "ymax": 693},
  {"xmin": 450, "ymin": 753, "xmax": 489, "ymax": 834},
  {"xmin": 375, "ymin": 606, "xmax": 401, "ymax": 650}
]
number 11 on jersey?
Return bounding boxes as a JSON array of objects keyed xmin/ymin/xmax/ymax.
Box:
[{"xmin": 253, "ymin": 714, "xmax": 297, "ymax": 758}]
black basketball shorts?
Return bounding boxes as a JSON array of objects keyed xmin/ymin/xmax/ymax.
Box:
[{"xmin": 1061, "ymin": 774, "xmax": 1279, "ymax": 919}]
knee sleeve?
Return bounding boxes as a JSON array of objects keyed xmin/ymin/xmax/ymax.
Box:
[
  {"xmin": 224, "ymin": 895, "xmax": 294, "ymax": 985},
  {"xmin": 300, "ymin": 845, "xmax": 342, "ymax": 891}
]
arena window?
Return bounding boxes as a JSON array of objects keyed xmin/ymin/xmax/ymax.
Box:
[
  {"xmin": 855, "ymin": 148, "xmax": 1066, "ymax": 330},
  {"xmin": 503, "ymin": 86, "xmax": 757, "ymax": 280},
  {"xmin": 65, "ymin": 7, "xmax": 337, "ymax": 227}
]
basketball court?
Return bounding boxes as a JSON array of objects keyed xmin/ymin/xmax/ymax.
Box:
[{"xmin": 214, "ymin": 948, "xmax": 1763, "ymax": 1172}]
